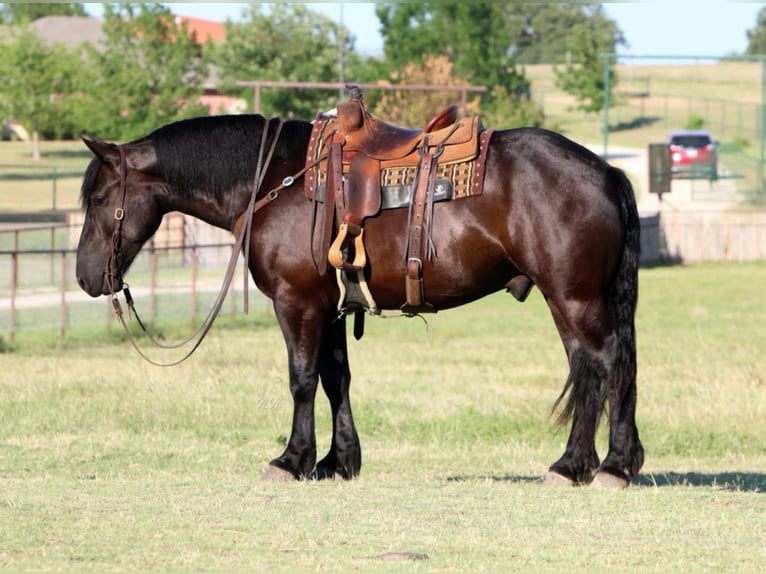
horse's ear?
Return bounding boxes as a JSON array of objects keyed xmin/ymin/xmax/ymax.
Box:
[
  {"xmin": 81, "ymin": 134, "xmax": 119, "ymax": 164},
  {"xmin": 125, "ymin": 140, "xmax": 160, "ymax": 175}
]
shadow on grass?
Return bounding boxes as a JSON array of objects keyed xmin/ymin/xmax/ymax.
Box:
[
  {"xmin": 442, "ymin": 472, "xmax": 765, "ymax": 492},
  {"xmin": 635, "ymin": 471, "xmax": 765, "ymax": 493}
]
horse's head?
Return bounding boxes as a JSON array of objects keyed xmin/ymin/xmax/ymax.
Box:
[{"xmin": 76, "ymin": 136, "xmax": 165, "ymax": 297}]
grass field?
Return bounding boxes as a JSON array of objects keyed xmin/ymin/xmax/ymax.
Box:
[
  {"xmin": 1, "ymin": 262, "xmax": 765, "ymax": 571},
  {"xmin": 0, "ymin": 141, "xmax": 90, "ymax": 212}
]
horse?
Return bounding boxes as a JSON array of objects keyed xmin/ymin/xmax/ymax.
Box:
[{"xmin": 75, "ymin": 112, "xmax": 643, "ymax": 488}]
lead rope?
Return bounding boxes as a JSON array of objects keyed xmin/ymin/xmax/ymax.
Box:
[{"xmin": 111, "ymin": 119, "xmax": 285, "ymax": 367}]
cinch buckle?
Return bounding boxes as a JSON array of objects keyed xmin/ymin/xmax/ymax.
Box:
[{"xmin": 407, "ymin": 257, "xmax": 423, "ymax": 271}]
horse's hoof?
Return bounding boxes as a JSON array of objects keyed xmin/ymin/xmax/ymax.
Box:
[
  {"xmin": 260, "ymin": 464, "xmax": 297, "ymax": 482},
  {"xmin": 543, "ymin": 471, "xmax": 575, "ymax": 487},
  {"xmin": 590, "ymin": 471, "xmax": 629, "ymax": 489},
  {"xmin": 312, "ymin": 466, "xmax": 346, "ymax": 481}
]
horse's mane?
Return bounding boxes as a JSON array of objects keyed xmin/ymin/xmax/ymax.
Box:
[
  {"xmin": 80, "ymin": 156, "xmax": 103, "ymax": 210},
  {"xmin": 80, "ymin": 115, "xmax": 312, "ymax": 210},
  {"xmin": 148, "ymin": 115, "xmax": 311, "ymax": 200}
]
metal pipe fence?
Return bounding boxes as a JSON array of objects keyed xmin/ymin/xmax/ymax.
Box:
[
  {"xmin": 3, "ymin": 210, "xmax": 766, "ymax": 341},
  {"xmin": 0, "ymin": 216, "xmax": 266, "ymax": 342}
]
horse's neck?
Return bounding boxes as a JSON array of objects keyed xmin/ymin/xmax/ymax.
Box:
[{"xmin": 163, "ymin": 187, "xmax": 251, "ymax": 233}]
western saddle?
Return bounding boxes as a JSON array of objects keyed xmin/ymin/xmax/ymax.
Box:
[{"xmin": 305, "ymin": 85, "xmax": 492, "ymax": 327}]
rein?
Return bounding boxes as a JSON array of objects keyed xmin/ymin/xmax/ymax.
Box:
[{"xmin": 108, "ymin": 118, "xmax": 295, "ymax": 367}]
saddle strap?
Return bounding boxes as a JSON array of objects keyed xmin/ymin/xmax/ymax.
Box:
[
  {"xmin": 401, "ymin": 148, "xmax": 438, "ymax": 315},
  {"xmin": 314, "ymin": 133, "xmax": 343, "ymax": 276}
]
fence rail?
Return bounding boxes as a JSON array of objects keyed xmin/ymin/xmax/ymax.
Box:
[
  {"xmin": 2, "ymin": 208, "xmax": 766, "ymax": 341},
  {"xmin": 1, "ymin": 212, "xmax": 262, "ymax": 342}
]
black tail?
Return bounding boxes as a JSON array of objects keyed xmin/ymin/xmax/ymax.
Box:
[{"xmin": 607, "ymin": 166, "xmax": 640, "ymax": 395}]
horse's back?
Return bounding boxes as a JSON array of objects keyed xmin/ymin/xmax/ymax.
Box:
[
  {"xmin": 484, "ymin": 128, "xmax": 627, "ymax": 289},
  {"xmin": 358, "ymin": 127, "xmax": 632, "ymax": 311}
]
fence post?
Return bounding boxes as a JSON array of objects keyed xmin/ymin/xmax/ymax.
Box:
[
  {"xmin": 9, "ymin": 256, "xmax": 16, "ymax": 343},
  {"xmin": 149, "ymin": 239, "xmax": 157, "ymax": 324},
  {"xmin": 52, "ymin": 166, "xmax": 58, "ymax": 211},
  {"xmin": 49, "ymin": 227, "xmax": 56, "ymax": 283},
  {"xmin": 59, "ymin": 250, "xmax": 66, "ymax": 339},
  {"xmin": 191, "ymin": 245, "xmax": 197, "ymax": 323}
]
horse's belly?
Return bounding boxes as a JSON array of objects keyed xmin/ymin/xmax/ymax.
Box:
[{"xmin": 364, "ymin": 238, "xmax": 515, "ymax": 311}]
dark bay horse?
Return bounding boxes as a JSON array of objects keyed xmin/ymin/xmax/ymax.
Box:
[{"xmin": 75, "ymin": 114, "xmax": 643, "ymax": 488}]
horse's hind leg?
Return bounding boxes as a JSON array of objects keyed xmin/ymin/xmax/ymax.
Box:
[
  {"xmin": 314, "ymin": 317, "xmax": 361, "ymax": 480},
  {"xmin": 543, "ymin": 297, "xmax": 612, "ymax": 486},
  {"xmin": 544, "ymin": 295, "xmax": 642, "ymax": 488}
]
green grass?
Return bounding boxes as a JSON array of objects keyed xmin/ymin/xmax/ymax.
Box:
[
  {"xmin": 0, "ymin": 140, "xmax": 90, "ymax": 212},
  {"xmin": 1, "ymin": 262, "xmax": 765, "ymax": 571}
]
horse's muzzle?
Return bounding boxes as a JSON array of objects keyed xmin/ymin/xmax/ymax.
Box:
[{"xmin": 77, "ymin": 272, "xmax": 121, "ymax": 298}]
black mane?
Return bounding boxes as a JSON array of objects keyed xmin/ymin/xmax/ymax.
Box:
[
  {"xmin": 149, "ymin": 115, "xmax": 311, "ymax": 200},
  {"xmin": 80, "ymin": 156, "xmax": 103, "ymax": 210},
  {"xmin": 80, "ymin": 115, "xmax": 312, "ymax": 210}
]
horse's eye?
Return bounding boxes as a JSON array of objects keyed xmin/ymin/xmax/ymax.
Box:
[{"xmin": 91, "ymin": 195, "xmax": 107, "ymax": 207}]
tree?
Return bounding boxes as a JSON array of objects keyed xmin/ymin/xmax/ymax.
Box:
[
  {"xmin": 372, "ymin": 55, "xmax": 481, "ymax": 127},
  {"xmin": 376, "ymin": 4, "xmax": 529, "ymax": 98},
  {"xmin": 77, "ymin": 3, "xmax": 209, "ymax": 141},
  {"xmin": 0, "ymin": 2, "xmax": 85, "ymax": 24},
  {"xmin": 374, "ymin": 3, "xmax": 536, "ymax": 128},
  {"xmin": 746, "ymin": 7, "xmax": 766, "ymax": 55},
  {"xmin": 553, "ymin": 6, "xmax": 622, "ymax": 114},
  {"xmin": 210, "ymin": 4, "xmax": 359, "ymax": 118},
  {"xmin": 0, "ymin": 26, "xmax": 80, "ymax": 159},
  {"xmin": 502, "ymin": 4, "xmax": 624, "ymax": 65}
]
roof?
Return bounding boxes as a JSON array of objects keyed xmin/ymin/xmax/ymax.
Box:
[
  {"xmin": 29, "ymin": 14, "xmax": 226, "ymax": 51},
  {"xmin": 669, "ymin": 129, "xmax": 712, "ymax": 136},
  {"xmin": 174, "ymin": 15, "xmax": 226, "ymax": 44},
  {"xmin": 29, "ymin": 16, "xmax": 105, "ymax": 51}
]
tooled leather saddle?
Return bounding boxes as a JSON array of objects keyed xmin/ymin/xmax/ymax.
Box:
[{"xmin": 304, "ymin": 85, "xmax": 493, "ymax": 323}]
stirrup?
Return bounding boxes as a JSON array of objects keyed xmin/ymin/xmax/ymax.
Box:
[{"xmin": 328, "ymin": 223, "xmax": 367, "ymax": 272}]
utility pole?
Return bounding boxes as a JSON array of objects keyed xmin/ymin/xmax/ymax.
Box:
[{"xmin": 338, "ymin": 2, "xmax": 345, "ymax": 100}]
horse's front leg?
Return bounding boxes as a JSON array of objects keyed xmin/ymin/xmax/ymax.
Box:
[
  {"xmin": 261, "ymin": 302, "xmax": 325, "ymax": 481},
  {"xmin": 315, "ymin": 316, "xmax": 361, "ymax": 480}
]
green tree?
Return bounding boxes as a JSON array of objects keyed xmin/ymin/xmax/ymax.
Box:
[
  {"xmin": 377, "ymin": 3, "xmax": 529, "ymax": 98},
  {"xmin": 0, "ymin": 2, "xmax": 85, "ymax": 24},
  {"xmin": 210, "ymin": 4, "xmax": 359, "ymax": 118},
  {"xmin": 746, "ymin": 7, "xmax": 766, "ymax": 55},
  {"xmin": 0, "ymin": 26, "xmax": 80, "ymax": 159},
  {"xmin": 553, "ymin": 6, "xmax": 621, "ymax": 114},
  {"xmin": 502, "ymin": 4, "xmax": 624, "ymax": 65},
  {"xmin": 374, "ymin": 3, "xmax": 536, "ymax": 128},
  {"xmin": 78, "ymin": 3, "xmax": 209, "ymax": 141}
]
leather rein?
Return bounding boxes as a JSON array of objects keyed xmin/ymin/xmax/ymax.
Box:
[{"xmin": 106, "ymin": 117, "xmax": 309, "ymax": 367}]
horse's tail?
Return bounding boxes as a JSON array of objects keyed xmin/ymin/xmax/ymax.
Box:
[{"xmin": 608, "ymin": 165, "xmax": 640, "ymax": 399}]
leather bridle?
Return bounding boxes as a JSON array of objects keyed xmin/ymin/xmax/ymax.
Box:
[
  {"xmin": 104, "ymin": 144, "xmax": 129, "ymax": 295},
  {"xmin": 106, "ymin": 117, "xmax": 298, "ymax": 366}
]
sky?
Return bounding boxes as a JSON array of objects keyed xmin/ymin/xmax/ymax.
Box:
[{"xmin": 83, "ymin": 2, "xmax": 766, "ymax": 60}]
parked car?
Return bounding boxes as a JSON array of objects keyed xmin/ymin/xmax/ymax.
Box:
[{"xmin": 668, "ymin": 130, "xmax": 718, "ymax": 181}]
